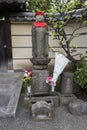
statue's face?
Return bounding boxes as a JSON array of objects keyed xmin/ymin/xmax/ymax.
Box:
[{"xmin": 36, "ymin": 15, "xmax": 44, "ymax": 22}]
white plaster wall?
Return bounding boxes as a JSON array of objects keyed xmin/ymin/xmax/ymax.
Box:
[{"xmin": 11, "ymin": 22, "xmax": 87, "ymax": 70}]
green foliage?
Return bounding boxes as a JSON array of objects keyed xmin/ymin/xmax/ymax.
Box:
[
  {"xmin": 74, "ymin": 66, "xmax": 87, "ymax": 89},
  {"xmin": 26, "ymin": 0, "xmax": 52, "ymax": 12},
  {"xmin": 67, "ymin": 0, "xmax": 85, "ymax": 10},
  {"xmin": 26, "ymin": 0, "xmax": 85, "ymax": 12},
  {"xmin": 23, "ymin": 76, "xmax": 32, "ymax": 87},
  {"xmin": 26, "ymin": 0, "xmax": 87, "ymax": 65},
  {"xmin": 47, "ymin": 0, "xmax": 87, "ymax": 64}
]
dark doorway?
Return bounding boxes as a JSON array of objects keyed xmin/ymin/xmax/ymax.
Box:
[{"xmin": 0, "ymin": 22, "xmax": 7, "ymax": 71}]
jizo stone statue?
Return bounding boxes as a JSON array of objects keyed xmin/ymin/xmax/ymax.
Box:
[
  {"xmin": 31, "ymin": 11, "xmax": 50, "ymax": 95},
  {"xmin": 29, "ymin": 12, "xmax": 58, "ymax": 120},
  {"xmin": 31, "ymin": 11, "xmax": 50, "ymax": 69}
]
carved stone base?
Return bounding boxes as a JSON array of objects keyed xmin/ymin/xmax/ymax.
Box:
[
  {"xmin": 31, "ymin": 69, "xmax": 49, "ymax": 96},
  {"xmin": 29, "ymin": 95, "xmax": 59, "ymax": 108},
  {"xmin": 31, "ymin": 100, "xmax": 53, "ymax": 121},
  {"xmin": 28, "ymin": 95, "xmax": 59, "ymax": 121}
]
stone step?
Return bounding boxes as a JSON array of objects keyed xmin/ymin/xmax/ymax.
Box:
[{"xmin": 0, "ymin": 72, "xmax": 23, "ymax": 118}]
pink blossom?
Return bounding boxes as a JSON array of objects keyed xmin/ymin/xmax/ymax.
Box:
[
  {"xmin": 50, "ymin": 81, "xmax": 56, "ymax": 87},
  {"xmin": 28, "ymin": 70, "xmax": 32, "ymax": 76},
  {"xmin": 23, "ymin": 69, "xmax": 32, "ymax": 78},
  {"xmin": 46, "ymin": 76, "xmax": 52, "ymax": 83},
  {"xmin": 46, "ymin": 76, "xmax": 56, "ymax": 87}
]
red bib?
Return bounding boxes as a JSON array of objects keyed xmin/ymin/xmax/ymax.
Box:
[{"xmin": 34, "ymin": 22, "xmax": 47, "ymax": 27}]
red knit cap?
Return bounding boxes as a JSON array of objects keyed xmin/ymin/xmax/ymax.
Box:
[{"xmin": 35, "ymin": 11, "xmax": 45, "ymax": 16}]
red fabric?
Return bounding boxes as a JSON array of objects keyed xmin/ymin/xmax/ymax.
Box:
[
  {"xmin": 35, "ymin": 11, "xmax": 45, "ymax": 16},
  {"xmin": 34, "ymin": 22, "xmax": 47, "ymax": 27}
]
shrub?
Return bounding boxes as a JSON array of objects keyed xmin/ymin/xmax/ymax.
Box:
[{"xmin": 74, "ymin": 66, "xmax": 87, "ymax": 89}]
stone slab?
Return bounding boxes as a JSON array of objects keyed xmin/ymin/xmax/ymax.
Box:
[
  {"xmin": 0, "ymin": 72, "xmax": 23, "ymax": 118},
  {"xmin": 32, "ymin": 69, "xmax": 49, "ymax": 95},
  {"xmin": 58, "ymin": 93, "xmax": 77, "ymax": 105}
]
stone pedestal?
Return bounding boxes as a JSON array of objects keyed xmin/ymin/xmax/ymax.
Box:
[
  {"xmin": 31, "ymin": 69, "xmax": 49, "ymax": 96},
  {"xmin": 61, "ymin": 72, "xmax": 73, "ymax": 96},
  {"xmin": 31, "ymin": 100, "xmax": 53, "ymax": 121},
  {"xmin": 28, "ymin": 95, "xmax": 59, "ymax": 121}
]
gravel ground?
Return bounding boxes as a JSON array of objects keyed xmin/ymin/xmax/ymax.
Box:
[{"xmin": 0, "ymin": 93, "xmax": 87, "ymax": 130}]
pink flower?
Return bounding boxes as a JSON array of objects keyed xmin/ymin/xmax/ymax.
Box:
[
  {"xmin": 28, "ymin": 70, "xmax": 32, "ymax": 76},
  {"xmin": 46, "ymin": 76, "xmax": 53, "ymax": 83},
  {"xmin": 46, "ymin": 76, "xmax": 56, "ymax": 87},
  {"xmin": 23, "ymin": 69, "xmax": 32, "ymax": 77},
  {"xmin": 50, "ymin": 81, "xmax": 56, "ymax": 87}
]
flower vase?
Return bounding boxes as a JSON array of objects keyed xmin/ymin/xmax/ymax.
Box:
[
  {"xmin": 51, "ymin": 86, "xmax": 55, "ymax": 92},
  {"xmin": 27, "ymin": 86, "xmax": 31, "ymax": 94}
]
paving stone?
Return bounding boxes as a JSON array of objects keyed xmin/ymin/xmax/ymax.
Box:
[
  {"xmin": 0, "ymin": 72, "xmax": 23, "ymax": 117},
  {"xmin": 0, "ymin": 94, "xmax": 87, "ymax": 130}
]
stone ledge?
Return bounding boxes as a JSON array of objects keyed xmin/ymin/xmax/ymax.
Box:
[{"xmin": 0, "ymin": 72, "xmax": 23, "ymax": 118}]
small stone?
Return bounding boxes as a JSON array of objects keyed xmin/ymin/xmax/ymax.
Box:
[
  {"xmin": 59, "ymin": 93, "xmax": 76, "ymax": 105},
  {"xmin": 82, "ymin": 103, "xmax": 87, "ymax": 114},
  {"xmin": 68, "ymin": 99, "xmax": 87, "ymax": 116}
]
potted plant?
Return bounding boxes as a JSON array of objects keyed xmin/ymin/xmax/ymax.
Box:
[{"xmin": 74, "ymin": 66, "xmax": 87, "ymax": 90}]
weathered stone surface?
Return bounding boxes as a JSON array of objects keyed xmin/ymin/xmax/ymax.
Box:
[
  {"xmin": 31, "ymin": 58, "xmax": 50, "ymax": 69},
  {"xmin": 30, "ymin": 12, "xmax": 57, "ymax": 121},
  {"xmin": 1, "ymin": 94, "xmax": 87, "ymax": 130},
  {"xmin": 31, "ymin": 69, "xmax": 49, "ymax": 95},
  {"xmin": 31, "ymin": 100, "xmax": 53, "ymax": 121},
  {"xmin": 32, "ymin": 26, "xmax": 49, "ymax": 59},
  {"xmin": 31, "ymin": 15, "xmax": 50, "ymax": 70},
  {"xmin": 0, "ymin": 72, "xmax": 23, "ymax": 117},
  {"xmin": 61, "ymin": 72, "xmax": 73, "ymax": 96},
  {"xmin": 29, "ymin": 95, "xmax": 59, "ymax": 108},
  {"xmin": 68, "ymin": 99, "xmax": 87, "ymax": 116},
  {"xmin": 59, "ymin": 93, "xmax": 77, "ymax": 105}
]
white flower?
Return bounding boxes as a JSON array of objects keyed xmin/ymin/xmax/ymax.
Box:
[{"xmin": 24, "ymin": 73, "xmax": 28, "ymax": 77}]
